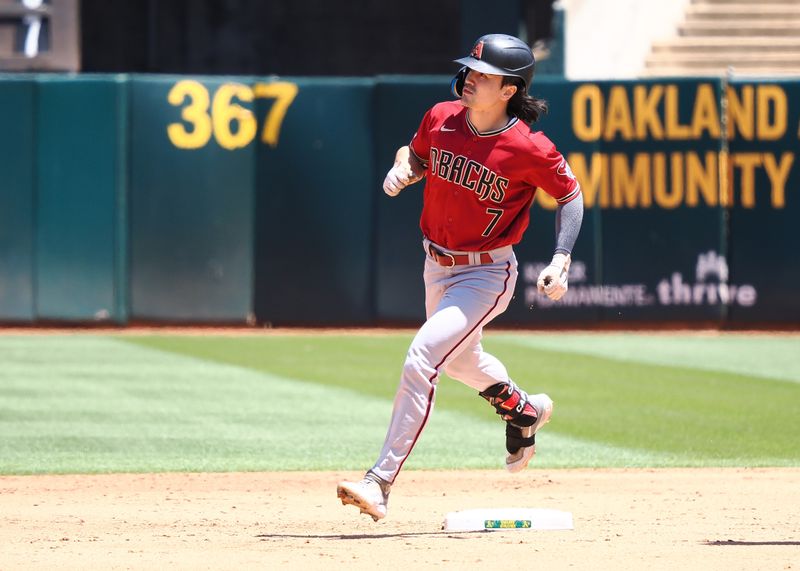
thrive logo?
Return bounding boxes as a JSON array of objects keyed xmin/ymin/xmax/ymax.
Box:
[
  {"xmin": 656, "ymin": 250, "xmax": 756, "ymax": 306},
  {"xmin": 695, "ymin": 251, "xmax": 729, "ymax": 283}
]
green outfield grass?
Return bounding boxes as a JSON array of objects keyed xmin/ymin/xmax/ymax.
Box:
[{"xmin": 0, "ymin": 331, "xmax": 798, "ymax": 475}]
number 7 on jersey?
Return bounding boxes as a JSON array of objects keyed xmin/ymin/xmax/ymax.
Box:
[{"xmin": 482, "ymin": 208, "xmax": 504, "ymax": 237}]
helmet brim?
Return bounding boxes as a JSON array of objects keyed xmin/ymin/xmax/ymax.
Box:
[{"xmin": 453, "ymin": 56, "xmax": 515, "ymax": 78}]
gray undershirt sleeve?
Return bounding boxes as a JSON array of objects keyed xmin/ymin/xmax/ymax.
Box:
[{"xmin": 553, "ymin": 188, "xmax": 584, "ymax": 255}]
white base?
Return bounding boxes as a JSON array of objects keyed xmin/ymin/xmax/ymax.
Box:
[{"xmin": 443, "ymin": 508, "xmax": 573, "ymax": 532}]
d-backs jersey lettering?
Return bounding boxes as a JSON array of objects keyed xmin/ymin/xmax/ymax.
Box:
[{"xmin": 409, "ymin": 100, "xmax": 580, "ymax": 252}]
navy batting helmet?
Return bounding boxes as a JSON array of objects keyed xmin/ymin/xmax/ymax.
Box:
[{"xmin": 451, "ymin": 34, "xmax": 535, "ymax": 97}]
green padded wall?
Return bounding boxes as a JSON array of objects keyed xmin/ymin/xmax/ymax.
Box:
[
  {"xmin": 34, "ymin": 76, "xmax": 127, "ymax": 322},
  {"xmin": 0, "ymin": 78, "xmax": 35, "ymax": 321},
  {"xmin": 1, "ymin": 73, "xmax": 798, "ymax": 326},
  {"xmin": 129, "ymin": 76, "xmax": 254, "ymax": 322},
  {"xmin": 727, "ymin": 79, "xmax": 800, "ymax": 323},
  {"xmin": 253, "ymin": 78, "xmax": 375, "ymax": 325}
]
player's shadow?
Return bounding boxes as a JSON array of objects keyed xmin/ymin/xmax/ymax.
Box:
[
  {"xmin": 256, "ymin": 531, "xmax": 485, "ymax": 540},
  {"xmin": 705, "ymin": 540, "xmax": 800, "ymax": 546}
]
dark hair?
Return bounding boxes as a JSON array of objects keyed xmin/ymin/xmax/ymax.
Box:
[{"xmin": 503, "ymin": 77, "xmax": 548, "ymax": 124}]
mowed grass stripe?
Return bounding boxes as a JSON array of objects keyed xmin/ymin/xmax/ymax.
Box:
[
  {"xmin": 120, "ymin": 335, "xmax": 743, "ymax": 467},
  {"xmin": 485, "ymin": 341, "xmax": 799, "ymax": 461},
  {"xmin": 0, "ymin": 335, "xmax": 668, "ymax": 473},
  {"xmin": 125, "ymin": 333, "xmax": 800, "ymax": 464},
  {"xmin": 0, "ymin": 336, "xmax": 393, "ymax": 473},
  {"xmin": 0, "ymin": 336, "xmax": 670, "ymax": 474},
  {"xmin": 0, "ymin": 336, "xmax": 564, "ymax": 474},
  {"xmin": 123, "ymin": 334, "xmax": 411, "ymax": 399},
  {"xmin": 495, "ymin": 333, "xmax": 800, "ymax": 384},
  {"xmin": 2, "ymin": 334, "xmax": 798, "ymax": 474}
]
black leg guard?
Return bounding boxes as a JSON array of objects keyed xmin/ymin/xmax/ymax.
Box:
[
  {"xmin": 479, "ymin": 381, "xmax": 539, "ymax": 426},
  {"xmin": 479, "ymin": 381, "xmax": 539, "ymax": 454}
]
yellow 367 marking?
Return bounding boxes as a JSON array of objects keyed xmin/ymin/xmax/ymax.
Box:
[
  {"xmin": 253, "ymin": 82, "xmax": 298, "ymax": 147},
  {"xmin": 167, "ymin": 80, "xmax": 298, "ymax": 150},
  {"xmin": 167, "ymin": 80, "xmax": 212, "ymax": 150},
  {"xmin": 211, "ymin": 83, "xmax": 256, "ymax": 150}
]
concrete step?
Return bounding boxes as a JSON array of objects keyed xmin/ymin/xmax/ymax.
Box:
[
  {"xmin": 646, "ymin": 52, "xmax": 800, "ymax": 68},
  {"xmin": 687, "ymin": 4, "xmax": 800, "ymax": 19},
  {"xmin": 644, "ymin": 0, "xmax": 800, "ymax": 77},
  {"xmin": 679, "ymin": 20, "xmax": 800, "ymax": 35},
  {"xmin": 647, "ymin": 51, "xmax": 800, "ymax": 63},
  {"xmin": 642, "ymin": 65, "xmax": 800, "ymax": 77},
  {"xmin": 694, "ymin": 0, "xmax": 800, "ymax": 5},
  {"xmin": 651, "ymin": 37, "xmax": 800, "ymax": 53}
]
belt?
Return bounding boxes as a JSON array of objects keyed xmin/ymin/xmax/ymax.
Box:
[{"xmin": 428, "ymin": 245, "xmax": 494, "ymax": 267}]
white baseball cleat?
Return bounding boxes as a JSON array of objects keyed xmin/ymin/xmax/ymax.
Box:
[
  {"xmin": 505, "ymin": 393, "xmax": 554, "ymax": 473},
  {"xmin": 337, "ymin": 472, "xmax": 391, "ymax": 521}
]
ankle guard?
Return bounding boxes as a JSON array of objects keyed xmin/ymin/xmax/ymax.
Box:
[
  {"xmin": 505, "ymin": 423, "xmax": 535, "ymax": 454},
  {"xmin": 479, "ymin": 381, "xmax": 539, "ymax": 427}
]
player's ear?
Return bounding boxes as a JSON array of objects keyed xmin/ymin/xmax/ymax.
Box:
[{"xmin": 501, "ymin": 84, "xmax": 517, "ymax": 101}]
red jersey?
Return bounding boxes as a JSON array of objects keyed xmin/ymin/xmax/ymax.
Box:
[{"xmin": 409, "ymin": 100, "xmax": 580, "ymax": 251}]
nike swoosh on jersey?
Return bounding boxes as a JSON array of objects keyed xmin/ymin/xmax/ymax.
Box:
[{"xmin": 440, "ymin": 126, "xmax": 456, "ymax": 132}]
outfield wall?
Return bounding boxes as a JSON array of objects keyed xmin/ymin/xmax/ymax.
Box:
[{"xmin": 0, "ymin": 74, "xmax": 797, "ymax": 326}]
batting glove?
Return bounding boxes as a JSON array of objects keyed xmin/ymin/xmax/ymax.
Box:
[
  {"xmin": 383, "ymin": 164, "xmax": 420, "ymax": 197},
  {"xmin": 537, "ymin": 253, "xmax": 571, "ymax": 301}
]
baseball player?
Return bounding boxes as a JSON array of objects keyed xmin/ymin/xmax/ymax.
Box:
[{"xmin": 338, "ymin": 34, "xmax": 584, "ymax": 521}]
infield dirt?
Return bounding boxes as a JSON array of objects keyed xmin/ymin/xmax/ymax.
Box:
[{"xmin": 1, "ymin": 468, "xmax": 797, "ymax": 570}]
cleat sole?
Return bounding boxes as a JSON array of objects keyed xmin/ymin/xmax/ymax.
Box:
[{"xmin": 337, "ymin": 483, "xmax": 386, "ymax": 521}]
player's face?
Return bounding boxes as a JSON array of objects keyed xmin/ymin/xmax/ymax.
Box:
[{"xmin": 460, "ymin": 69, "xmax": 513, "ymax": 111}]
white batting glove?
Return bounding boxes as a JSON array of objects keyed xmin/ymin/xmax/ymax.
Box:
[
  {"xmin": 537, "ymin": 253, "xmax": 571, "ymax": 301},
  {"xmin": 383, "ymin": 164, "xmax": 419, "ymax": 197}
]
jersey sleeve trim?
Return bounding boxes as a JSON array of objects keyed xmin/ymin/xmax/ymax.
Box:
[{"xmin": 556, "ymin": 182, "xmax": 582, "ymax": 204}]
